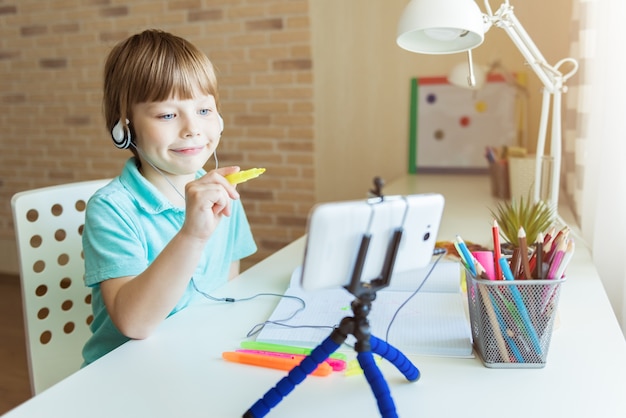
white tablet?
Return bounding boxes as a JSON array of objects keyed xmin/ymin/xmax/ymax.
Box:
[{"xmin": 300, "ymin": 193, "xmax": 445, "ymax": 291}]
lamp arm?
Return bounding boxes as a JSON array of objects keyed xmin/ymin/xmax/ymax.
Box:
[
  {"xmin": 534, "ymin": 89, "xmax": 552, "ymax": 205},
  {"xmin": 482, "ymin": 1, "xmax": 578, "ymax": 213},
  {"xmin": 484, "ymin": 2, "xmax": 562, "ymax": 92}
]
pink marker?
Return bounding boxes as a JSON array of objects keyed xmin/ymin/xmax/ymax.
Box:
[{"xmin": 472, "ymin": 251, "xmax": 496, "ymax": 280}]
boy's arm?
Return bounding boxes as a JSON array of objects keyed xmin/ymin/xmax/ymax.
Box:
[
  {"xmin": 100, "ymin": 229, "xmax": 209, "ymax": 339},
  {"xmin": 101, "ymin": 170, "xmax": 240, "ymax": 339}
]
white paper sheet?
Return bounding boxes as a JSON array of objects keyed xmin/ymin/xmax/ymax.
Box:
[{"xmin": 254, "ymin": 261, "xmax": 474, "ymax": 358}]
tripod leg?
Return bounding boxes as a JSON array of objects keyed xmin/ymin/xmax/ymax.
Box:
[
  {"xmin": 370, "ymin": 335, "xmax": 420, "ymax": 382},
  {"xmin": 244, "ymin": 334, "xmax": 342, "ymax": 418},
  {"xmin": 357, "ymin": 351, "xmax": 398, "ymax": 418}
]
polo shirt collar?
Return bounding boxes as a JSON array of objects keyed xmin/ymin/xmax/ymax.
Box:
[{"xmin": 119, "ymin": 157, "xmax": 206, "ymax": 215}]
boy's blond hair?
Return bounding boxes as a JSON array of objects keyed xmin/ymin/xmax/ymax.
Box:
[{"xmin": 103, "ymin": 29, "xmax": 219, "ymax": 153}]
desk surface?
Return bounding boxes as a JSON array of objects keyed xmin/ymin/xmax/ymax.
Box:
[{"xmin": 4, "ymin": 174, "xmax": 626, "ymax": 418}]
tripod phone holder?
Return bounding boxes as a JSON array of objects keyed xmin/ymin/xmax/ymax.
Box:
[{"xmin": 244, "ymin": 179, "xmax": 445, "ymax": 417}]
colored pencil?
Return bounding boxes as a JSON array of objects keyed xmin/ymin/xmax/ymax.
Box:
[
  {"xmin": 518, "ymin": 227, "xmax": 532, "ymax": 280},
  {"xmin": 554, "ymin": 239, "xmax": 575, "ymax": 279},
  {"xmin": 531, "ymin": 232, "xmax": 544, "ymax": 279},
  {"xmin": 546, "ymin": 239, "xmax": 567, "ymax": 280},
  {"xmin": 492, "ymin": 220, "xmax": 503, "ymax": 280},
  {"xmin": 456, "ymin": 235, "xmax": 476, "ymax": 276},
  {"xmin": 499, "ymin": 257, "xmax": 543, "ymax": 356}
]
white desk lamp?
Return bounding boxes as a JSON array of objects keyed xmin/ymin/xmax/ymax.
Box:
[{"xmin": 396, "ymin": 0, "xmax": 578, "ymax": 213}]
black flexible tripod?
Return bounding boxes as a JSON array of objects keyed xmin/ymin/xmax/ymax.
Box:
[{"xmin": 244, "ymin": 184, "xmax": 420, "ymax": 417}]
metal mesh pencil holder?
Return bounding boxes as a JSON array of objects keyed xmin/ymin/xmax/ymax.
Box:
[{"xmin": 466, "ymin": 272, "xmax": 565, "ymax": 368}]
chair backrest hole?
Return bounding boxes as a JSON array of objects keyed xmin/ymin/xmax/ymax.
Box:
[
  {"xmin": 75, "ymin": 199, "xmax": 87, "ymax": 212},
  {"xmin": 60, "ymin": 277, "xmax": 72, "ymax": 289},
  {"xmin": 54, "ymin": 229, "xmax": 67, "ymax": 241},
  {"xmin": 33, "ymin": 260, "xmax": 45, "ymax": 273},
  {"xmin": 40, "ymin": 331, "xmax": 52, "ymax": 345},
  {"xmin": 37, "ymin": 307, "xmax": 50, "ymax": 320},
  {"xmin": 35, "ymin": 284, "xmax": 48, "ymax": 297},
  {"xmin": 51, "ymin": 204, "xmax": 63, "ymax": 216},
  {"xmin": 63, "ymin": 322, "xmax": 75, "ymax": 334},
  {"xmin": 86, "ymin": 315, "xmax": 94, "ymax": 326},
  {"xmin": 30, "ymin": 235, "xmax": 42, "ymax": 248},
  {"xmin": 58, "ymin": 253, "xmax": 69, "ymax": 266},
  {"xmin": 26, "ymin": 209, "xmax": 39, "ymax": 222},
  {"xmin": 84, "ymin": 294, "xmax": 92, "ymax": 304},
  {"xmin": 61, "ymin": 300, "xmax": 73, "ymax": 311}
]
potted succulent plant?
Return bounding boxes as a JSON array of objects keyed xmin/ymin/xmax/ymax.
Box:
[{"xmin": 490, "ymin": 194, "xmax": 554, "ymax": 248}]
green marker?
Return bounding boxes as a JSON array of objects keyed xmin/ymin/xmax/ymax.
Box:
[{"xmin": 240, "ymin": 341, "xmax": 347, "ymax": 361}]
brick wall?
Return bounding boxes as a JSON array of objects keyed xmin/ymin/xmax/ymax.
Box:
[{"xmin": 0, "ymin": 0, "xmax": 315, "ymax": 270}]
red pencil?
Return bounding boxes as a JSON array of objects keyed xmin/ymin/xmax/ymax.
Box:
[
  {"xmin": 492, "ymin": 220, "xmax": 502, "ymax": 280},
  {"xmin": 543, "ymin": 226, "xmax": 556, "ymax": 246},
  {"xmin": 546, "ymin": 226, "xmax": 570, "ymax": 264}
]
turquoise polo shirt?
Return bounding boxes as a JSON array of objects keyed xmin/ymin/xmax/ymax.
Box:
[{"xmin": 81, "ymin": 158, "xmax": 257, "ymax": 365}]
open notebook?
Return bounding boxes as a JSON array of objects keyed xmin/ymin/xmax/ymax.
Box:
[{"xmin": 254, "ymin": 261, "xmax": 473, "ymax": 358}]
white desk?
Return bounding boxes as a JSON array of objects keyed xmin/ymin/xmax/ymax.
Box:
[{"xmin": 4, "ymin": 174, "xmax": 626, "ymax": 418}]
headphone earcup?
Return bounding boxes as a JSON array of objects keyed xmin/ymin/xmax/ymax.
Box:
[
  {"xmin": 111, "ymin": 119, "xmax": 131, "ymax": 149},
  {"xmin": 218, "ymin": 114, "xmax": 224, "ymax": 133}
]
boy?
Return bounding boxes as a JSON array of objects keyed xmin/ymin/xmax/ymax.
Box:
[{"xmin": 82, "ymin": 30, "xmax": 257, "ymax": 365}]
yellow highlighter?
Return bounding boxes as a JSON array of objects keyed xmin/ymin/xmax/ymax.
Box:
[{"xmin": 225, "ymin": 168, "xmax": 266, "ymax": 185}]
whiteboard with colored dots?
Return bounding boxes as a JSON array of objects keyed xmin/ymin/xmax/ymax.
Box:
[{"xmin": 408, "ymin": 75, "xmax": 518, "ymax": 173}]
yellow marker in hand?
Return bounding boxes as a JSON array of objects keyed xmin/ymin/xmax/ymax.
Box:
[{"xmin": 225, "ymin": 168, "xmax": 266, "ymax": 185}]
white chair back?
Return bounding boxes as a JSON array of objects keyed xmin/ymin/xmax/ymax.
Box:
[{"xmin": 11, "ymin": 179, "xmax": 110, "ymax": 395}]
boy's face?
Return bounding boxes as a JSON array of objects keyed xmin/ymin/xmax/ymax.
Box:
[{"xmin": 131, "ymin": 93, "xmax": 221, "ymax": 177}]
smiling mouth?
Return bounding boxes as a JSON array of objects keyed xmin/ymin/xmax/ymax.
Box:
[{"xmin": 171, "ymin": 145, "xmax": 206, "ymax": 152}]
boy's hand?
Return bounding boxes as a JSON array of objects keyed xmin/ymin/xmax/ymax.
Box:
[{"xmin": 181, "ymin": 166, "xmax": 241, "ymax": 240}]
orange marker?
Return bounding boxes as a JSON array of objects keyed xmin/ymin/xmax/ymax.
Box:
[
  {"xmin": 236, "ymin": 349, "xmax": 346, "ymax": 372},
  {"xmin": 222, "ymin": 351, "xmax": 332, "ymax": 377}
]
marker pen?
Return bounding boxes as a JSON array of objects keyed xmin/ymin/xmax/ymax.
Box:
[
  {"xmin": 236, "ymin": 349, "xmax": 346, "ymax": 372},
  {"xmin": 225, "ymin": 168, "xmax": 266, "ymax": 185},
  {"xmin": 222, "ymin": 351, "xmax": 332, "ymax": 377}
]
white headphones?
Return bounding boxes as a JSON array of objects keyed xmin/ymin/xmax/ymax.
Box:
[
  {"xmin": 111, "ymin": 118, "xmax": 132, "ymax": 149},
  {"xmin": 111, "ymin": 114, "xmax": 224, "ymax": 149}
]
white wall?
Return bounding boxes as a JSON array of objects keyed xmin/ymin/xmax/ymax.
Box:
[
  {"xmin": 579, "ymin": 0, "xmax": 626, "ymax": 334},
  {"xmin": 310, "ymin": 0, "xmax": 574, "ymax": 202}
]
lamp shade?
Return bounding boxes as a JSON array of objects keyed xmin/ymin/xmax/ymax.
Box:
[{"xmin": 396, "ymin": 0, "xmax": 485, "ymax": 54}]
